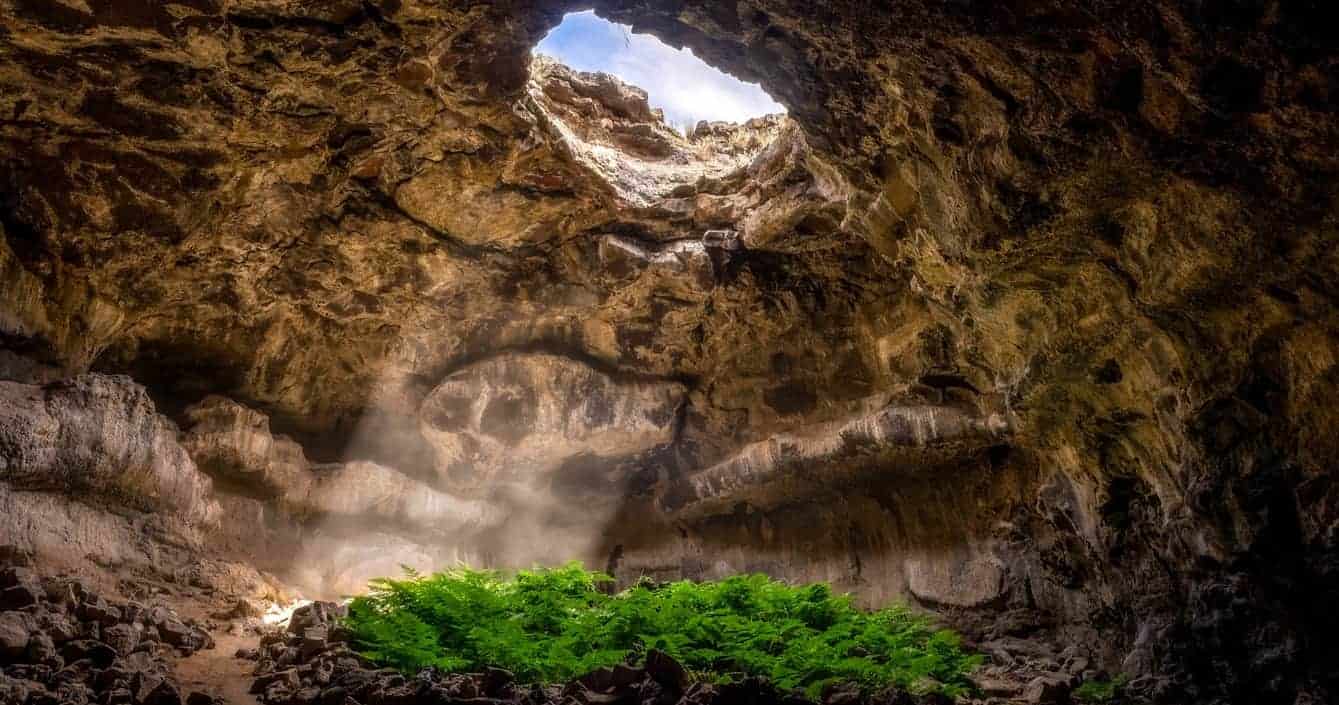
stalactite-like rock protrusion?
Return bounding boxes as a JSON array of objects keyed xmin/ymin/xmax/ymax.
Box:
[{"xmin": 180, "ymin": 396, "xmax": 313, "ymax": 501}]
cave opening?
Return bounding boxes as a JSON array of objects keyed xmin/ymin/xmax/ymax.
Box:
[{"xmin": 533, "ymin": 10, "xmax": 784, "ymax": 135}]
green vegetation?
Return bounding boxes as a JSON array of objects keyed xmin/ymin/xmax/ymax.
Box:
[
  {"xmin": 1074, "ymin": 675, "xmax": 1127, "ymax": 702},
  {"xmin": 343, "ymin": 563, "xmax": 981, "ymax": 698}
]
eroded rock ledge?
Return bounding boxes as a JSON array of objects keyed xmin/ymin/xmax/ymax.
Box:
[{"xmin": 0, "ymin": 375, "xmax": 218, "ymax": 526}]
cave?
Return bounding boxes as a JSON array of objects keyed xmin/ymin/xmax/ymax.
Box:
[{"xmin": 1, "ymin": 2, "xmax": 1336, "ymax": 704}]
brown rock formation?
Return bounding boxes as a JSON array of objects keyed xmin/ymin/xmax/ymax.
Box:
[
  {"xmin": 0, "ymin": 375, "xmax": 217, "ymax": 526},
  {"xmin": 181, "ymin": 395, "xmax": 312, "ymax": 500},
  {"xmin": 418, "ymin": 351, "xmax": 685, "ymax": 493},
  {"xmin": 1, "ymin": 1, "xmax": 1337, "ymax": 702}
]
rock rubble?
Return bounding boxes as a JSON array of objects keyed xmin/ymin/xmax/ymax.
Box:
[{"xmin": 0, "ymin": 552, "xmax": 223, "ymax": 705}]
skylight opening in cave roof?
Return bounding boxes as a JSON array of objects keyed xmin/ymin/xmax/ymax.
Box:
[{"xmin": 535, "ymin": 10, "xmax": 785, "ymax": 134}]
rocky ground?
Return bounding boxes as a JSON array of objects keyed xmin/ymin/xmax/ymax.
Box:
[
  {"xmin": 0, "ymin": 551, "xmax": 222, "ymax": 705},
  {"xmin": 1, "ymin": 548, "xmax": 1103, "ymax": 705},
  {"xmin": 237, "ymin": 606, "xmax": 1104, "ymax": 705}
]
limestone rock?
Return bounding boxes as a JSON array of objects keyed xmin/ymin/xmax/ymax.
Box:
[
  {"xmin": 180, "ymin": 396, "xmax": 312, "ymax": 501},
  {"xmin": 0, "ymin": 375, "xmax": 218, "ymax": 525},
  {"xmin": 418, "ymin": 352, "xmax": 685, "ymax": 493},
  {"xmin": 666, "ymin": 402, "xmax": 1012, "ymax": 517},
  {"xmin": 299, "ymin": 460, "xmax": 498, "ymax": 536}
]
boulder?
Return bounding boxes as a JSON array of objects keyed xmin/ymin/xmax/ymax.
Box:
[
  {"xmin": 0, "ymin": 583, "xmax": 41, "ymax": 610},
  {"xmin": 78, "ymin": 597, "xmax": 123, "ymax": 626},
  {"xmin": 120, "ymin": 651, "xmax": 163, "ymax": 674},
  {"xmin": 972, "ymin": 676, "xmax": 1022, "ymax": 698},
  {"xmin": 103, "ymin": 624, "xmax": 141, "ymax": 656},
  {"xmin": 93, "ymin": 665, "xmax": 132, "ymax": 691},
  {"xmin": 24, "ymin": 632, "xmax": 57, "ymax": 665},
  {"xmin": 250, "ymin": 668, "xmax": 301, "ymax": 694},
  {"xmin": 156, "ymin": 620, "xmax": 193, "ymax": 649},
  {"xmin": 0, "ymin": 612, "xmax": 31, "ymax": 659},
  {"xmin": 142, "ymin": 679, "xmax": 184, "ymax": 705},
  {"xmin": 145, "ymin": 607, "xmax": 173, "ymax": 628},
  {"xmin": 130, "ymin": 671, "xmax": 168, "ymax": 702},
  {"xmin": 103, "ymin": 687, "xmax": 135, "ymax": 704},
  {"xmin": 481, "ymin": 666, "xmax": 516, "ymax": 697},
  {"xmin": 645, "ymin": 649, "xmax": 688, "ymax": 693},
  {"xmin": 120, "ymin": 602, "xmax": 147, "ymax": 625},
  {"xmin": 41, "ymin": 613, "xmax": 77, "ymax": 643},
  {"xmin": 299, "ymin": 627, "xmax": 328, "ymax": 662},
  {"xmin": 42, "ymin": 577, "xmax": 88, "ymax": 610},
  {"xmin": 59, "ymin": 640, "xmax": 117, "ymax": 668},
  {"xmin": 1024, "ymin": 675, "xmax": 1072, "ymax": 704},
  {"xmin": 608, "ymin": 664, "xmax": 641, "ymax": 690},
  {"xmin": 286, "ymin": 602, "xmax": 345, "ymax": 635}
]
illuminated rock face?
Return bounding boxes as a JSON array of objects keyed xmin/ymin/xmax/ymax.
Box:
[
  {"xmin": 180, "ymin": 395, "xmax": 313, "ymax": 500},
  {"xmin": 418, "ymin": 352, "xmax": 685, "ymax": 494},
  {"xmin": 1, "ymin": 1, "xmax": 1338, "ymax": 701}
]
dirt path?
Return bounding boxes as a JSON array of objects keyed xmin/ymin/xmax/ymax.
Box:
[
  {"xmin": 140, "ymin": 576, "xmax": 271, "ymax": 705},
  {"xmin": 174, "ymin": 628, "xmax": 263, "ymax": 705}
]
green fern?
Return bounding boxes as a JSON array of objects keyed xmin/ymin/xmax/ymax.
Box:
[
  {"xmin": 342, "ymin": 563, "xmax": 982, "ymax": 698},
  {"xmin": 1074, "ymin": 675, "xmax": 1127, "ymax": 702}
]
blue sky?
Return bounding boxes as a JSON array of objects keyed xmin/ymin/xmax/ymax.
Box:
[{"xmin": 535, "ymin": 11, "xmax": 784, "ymax": 131}]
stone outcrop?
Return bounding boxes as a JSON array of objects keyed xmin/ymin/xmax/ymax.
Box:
[
  {"xmin": 418, "ymin": 352, "xmax": 685, "ymax": 493},
  {"xmin": 664, "ymin": 402, "xmax": 1013, "ymax": 519},
  {"xmin": 0, "ymin": 375, "xmax": 217, "ymax": 526},
  {"xmin": 180, "ymin": 396, "xmax": 312, "ymax": 501},
  {"xmin": 300, "ymin": 460, "xmax": 497, "ymax": 535},
  {"xmin": 1, "ymin": 1, "xmax": 1337, "ymax": 702}
]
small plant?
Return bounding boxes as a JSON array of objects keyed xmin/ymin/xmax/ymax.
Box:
[
  {"xmin": 342, "ymin": 563, "xmax": 982, "ymax": 699},
  {"xmin": 1074, "ymin": 674, "xmax": 1127, "ymax": 702}
]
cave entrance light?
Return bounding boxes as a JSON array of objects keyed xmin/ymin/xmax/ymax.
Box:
[{"xmin": 534, "ymin": 10, "xmax": 785, "ymax": 134}]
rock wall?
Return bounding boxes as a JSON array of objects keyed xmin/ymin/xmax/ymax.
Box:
[
  {"xmin": 0, "ymin": 375, "xmax": 217, "ymax": 525},
  {"xmin": 2, "ymin": 1, "xmax": 1338, "ymax": 702}
]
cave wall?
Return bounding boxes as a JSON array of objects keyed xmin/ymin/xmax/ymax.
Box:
[{"xmin": 2, "ymin": 0, "xmax": 1338, "ymax": 702}]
